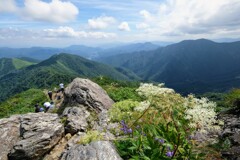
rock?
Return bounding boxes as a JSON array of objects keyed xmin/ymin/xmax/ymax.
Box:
[
  {"xmin": 61, "ymin": 141, "xmax": 122, "ymax": 160},
  {"xmin": 219, "ymin": 111, "xmax": 240, "ymax": 159},
  {"xmin": 43, "ymin": 134, "xmax": 72, "ymax": 160},
  {"xmin": 0, "ymin": 115, "xmax": 21, "ymax": 160},
  {"xmin": 62, "ymin": 107, "xmax": 90, "ymax": 135},
  {"xmin": 8, "ymin": 113, "xmax": 64, "ymax": 160},
  {"xmin": 63, "ymin": 78, "xmax": 114, "ymax": 112}
]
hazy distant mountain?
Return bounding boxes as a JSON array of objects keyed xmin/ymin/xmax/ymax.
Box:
[
  {"xmin": 0, "ymin": 53, "xmax": 139, "ymax": 102},
  {"xmin": 97, "ymin": 42, "xmax": 160, "ymax": 58},
  {"xmin": 99, "ymin": 39, "xmax": 240, "ymax": 93},
  {"xmin": 0, "ymin": 42, "xmax": 159, "ymax": 60}
]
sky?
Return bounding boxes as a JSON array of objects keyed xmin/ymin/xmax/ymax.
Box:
[{"xmin": 0, "ymin": 0, "xmax": 240, "ymax": 47}]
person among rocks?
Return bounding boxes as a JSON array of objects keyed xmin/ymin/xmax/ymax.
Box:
[
  {"xmin": 59, "ymin": 83, "xmax": 64, "ymax": 93},
  {"xmin": 35, "ymin": 104, "xmax": 44, "ymax": 113},
  {"xmin": 43, "ymin": 102, "xmax": 51, "ymax": 112},
  {"xmin": 34, "ymin": 104, "xmax": 40, "ymax": 113},
  {"xmin": 48, "ymin": 90, "xmax": 53, "ymax": 100}
]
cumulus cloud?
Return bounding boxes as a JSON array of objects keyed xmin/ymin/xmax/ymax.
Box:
[
  {"xmin": 136, "ymin": 23, "xmax": 149, "ymax": 29},
  {"xmin": 21, "ymin": 0, "xmax": 79, "ymax": 23},
  {"xmin": 43, "ymin": 26, "xmax": 117, "ymax": 39},
  {"xmin": 139, "ymin": 10, "xmax": 152, "ymax": 20},
  {"xmin": 0, "ymin": 0, "xmax": 17, "ymax": 12},
  {"xmin": 0, "ymin": 0, "xmax": 79, "ymax": 23},
  {"xmin": 138, "ymin": 0, "xmax": 240, "ymax": 38},
  {"xmin": 118, "ymin": 22, "xmax": 130, "ymax": 31},
  {"xmin": 88, "ymin": 16, "xmax": 116, "ymax": 30}
]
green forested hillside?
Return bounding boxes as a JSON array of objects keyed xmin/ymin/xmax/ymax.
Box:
[
  {"xmin": 12, "ymin": 58, "xmax": 35, "ymax": 69},
  {"xmin": 0, "ymin": 57, "xmax": 35, "ymax": 77},
  {"xmin": 0, "ymin": 53, "xmax": 139, "ymax": 102},
  {"xmin": 99, "ymin": 39, "xmax": 240, "ymax": 94},
  {"xmin": 0, "ymin": 89, "xmax": 48, "ymax": 118}
]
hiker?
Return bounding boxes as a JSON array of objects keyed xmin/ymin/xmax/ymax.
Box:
[
  {"xmin": 50, "ymin": 101, "xmax": 55, "ymax": 109},
  {"xmin": 43, "ymin": 102, "xmax": 51, "ymax": 112},
  {"xmin": 35, "ymin": 104, "xmax": 44, "ymax": 113},
  {"xmin": 48, "ymin": 91, "xmax": 53, "ymax": 100},
  {"xmin": 34, "ymin": 104, "xmax": 40, "ymax": 113},
  {"xmin": 59, "ymin": 83, "xmax": 64, "ymax": 93}
]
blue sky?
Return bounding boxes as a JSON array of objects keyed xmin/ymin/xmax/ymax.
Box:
[{"xmin": 0, "ymin": 0, "xmax": 240, "ymax": 47}]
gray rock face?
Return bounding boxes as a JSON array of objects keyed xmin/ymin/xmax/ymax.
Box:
[
  {"xmin": 219, "ymin": 110, "xmax": 240, "ymax": 159},
  {"xmin": 8, "ymin": 113, "xmax": 64, "ymax": 160},
  {"xmin": 63, "ymin": 78, "xmax": 114, "ymax": 112},
  {"xmin": 0, "ymin": 115, "xmax": 21, "ymax": 160},
  {"xmin": 61, "ymin": 141, "xmax": 122, "ymax": 160},
  {"xmin": 62, "ymin": 107, "xmax": 90, "ymax": 135}
]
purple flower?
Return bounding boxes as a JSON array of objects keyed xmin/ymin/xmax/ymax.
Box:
[
  {"xmin": 154, "ymin": 137, "xmax": 159, "ymax": 141},
  {"xmin": 159, "ymin": 139, "xmax": 165, "ymax": 144},
  {"xmin": 166, "ymin": 151, "xmax": 174, "ymax": 157},
  {"xmin": 120, "ymin": 120, "xmax": 132, "ymax": 134},
  {"xmin": 128, "ymin": 128, "xmax": 132, "ymax": 133}
]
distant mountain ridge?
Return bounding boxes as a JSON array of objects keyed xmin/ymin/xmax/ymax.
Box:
[
  {"xmin": 99, "ymin": 39, "xmax": 240, "ymax": 93},
  {"xmin": 0, "ymin": 42, "xmax": 159, "ymax": 60},
  {"xmin": 0, "ymin": 53, "xmax": 140, "ymax": 102}
]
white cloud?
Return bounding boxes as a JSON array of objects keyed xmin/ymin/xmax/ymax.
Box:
[
  {"xmin": 138, "ymin": 0, "xmax": 240, "ymax": 39},
  {"xmin": 88, "ymin": 16, "xmax": 116, "ymax": 30},
  {"xmin": 139, "ymin": 10, "xmax": 152, "ymax": 20},
  {"xmin": 21, "ymin": 0, "xmax": 79, "ymax": 23},
  {"xmin": 0, "ymin": 0, "xmax": 17, "ymax": 12},
  {"xmin": 118, "ymin": 22, "xmax": 130, "ymax": 31},
  {"xmin": 136, "ymin": 23, "xmax": 149, "ymax": 29},
  {"xmin": 1, "ymin": 0, "xmax": 79, "ymax": 23},
  {"xmin": 43, "ymin": 26, "xmax": 117, "ymax": 39}
]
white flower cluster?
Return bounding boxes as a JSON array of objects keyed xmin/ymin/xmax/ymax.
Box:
[
  {"xmin": 136, "ymin": 83, "xmax": 175, "ymax": 97},
  {"xmin": 184, "ymin": 97, "xmax": 220, "ymax": 133},
  {"xmin": 134, "ymin": 101, "xmax": 150, "ymax": 112}
]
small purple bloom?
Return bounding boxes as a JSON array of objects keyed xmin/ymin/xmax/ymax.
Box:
[
  {"xmin": 128, "ymin": 128, "xmax": 132, "ymax": 133},
  {"xmin": 154, "ymin": 137, "xmax": 159, "ymax": 141},
  {"xmin": 159, "ymin": 139, "xmax": 165, "ymax": 144},
  {"xmin": 120, "ymin": 120, "xmax": 132, "ymax": 134},
  {"xmin": 166, "ymin": 151, "xmax": 174, "ymax": 157}
]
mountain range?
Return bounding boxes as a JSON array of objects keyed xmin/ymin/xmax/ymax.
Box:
[
  {"xmin": 1, "ymin": 38, "xmax": 240, "ymax": 99},
  {"xmin": 0, "ymin": 53, "xmax": 139, "ymax": 102},
  {"xmin": 98, "ymin": 39, "xmax": 240, "ymax": 94},
  {"xmin": 0, "ymin": 42, "xmax": 159, "ymax": 60}
]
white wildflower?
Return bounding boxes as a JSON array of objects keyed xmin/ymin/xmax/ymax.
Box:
[
  {"xmin": 184, "ymin": 96, "xmax": 220, "ymax": 133},
  {"xmin": 136, "ymin": 83, "xmax": 175, "ymax": 97},
  {"xmin": 134, "ymin": 101, "xmax": 150, "ymax": 112}
]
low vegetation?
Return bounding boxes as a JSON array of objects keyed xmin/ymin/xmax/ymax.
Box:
[
  {"xmin": 0, "ymin": 89, "xmax": 48, "ymax": 118},
  {"xmin": 110, "ymin": 83, "xmax": 223, "ymax": 159}
]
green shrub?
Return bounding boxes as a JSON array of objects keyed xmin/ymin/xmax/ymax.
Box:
[
  {"xmin": 224, "ymin": 89, "xmax": 240, "ymax": 108},
  {"xmin": 78, "ymin": 130, "xmax": 103, "ymax": 145},
  {"xmin": 0, "ymin": 89, "xmax": 48, "ymax": 118},
  {"xmin": 108, "ymin": 100, "xmax": 140, "ymax": 122}
]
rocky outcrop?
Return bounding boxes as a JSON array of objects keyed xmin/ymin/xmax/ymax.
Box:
[
  {"xmin": 62, "ymin": 107, "xmax": 90, "ymax": 135},
  {"xmin": 43, "ymin": 134, "xmax": 72, "ymax": 160},
  {"xmin": 63, "ymin": 78, "xmax": 114, "ymax": 112},
  {"xmin": 219, "ymin": 109, "xmax": 240, "ymax": 159},
  {"xmin": 0, "ymin": 115, "xmax": 21, "ymax": 160},
  {"xmin": 61, "ymin": 141, "xmax": 122, "ymax": 160},
  {"xmin": 0, "ymin": 78, "xmax": 122, "ymax": 160},
  {"xmin": 8, "ymin": 113, "xmax": 64, "ymax": 160}
]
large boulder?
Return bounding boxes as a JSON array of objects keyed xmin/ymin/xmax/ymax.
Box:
[
  {"xmin": 62, "ymin": 107, "xmax": 90, "ymax": 135},
  {"xmin": 0, "ymin": 115, "xmax": 21, "ymax": 160},
  {"xmin": 61, "ymin": 141, "xmax": 122, "ymax": 160},
  {"xmin": 8, "ymin": 113, "xmax": 64, "ymax": 160},
  {"xmin": 63, "ymin": 78, "xmax": 114, "ymax": 112}
]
